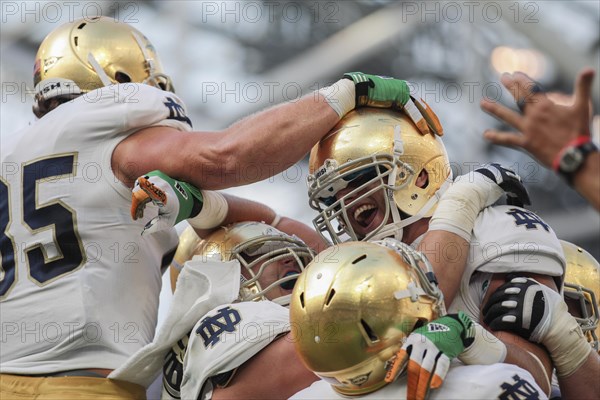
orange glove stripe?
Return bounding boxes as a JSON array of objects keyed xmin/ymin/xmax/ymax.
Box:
[
  {"xmin": 385, "ymin": 349, "xmax": 409, "ymax": 383},
  {"xmin": 407, "ymin": 358, "xmax": 423, "ymax": 400},
  {"xmin": 429, "ymin": 373, "xmax": 444, "ymax": 390},
  {"xmin": 131, "ymin": 190, "xmax": 151, "ymax": 220},
  {"xmin": 138, "ymin": 177, "xmax": 168, "ymax": 205},
  {"xmin": 415, "ymin": 363, "xmax": 433, "ymax": 400}
]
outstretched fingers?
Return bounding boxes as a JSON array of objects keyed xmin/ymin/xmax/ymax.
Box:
[
  {"xmin": 480, "ymin": 98, "xmax": 524, "ymax": 131},
  {"xmin": 483, "ymin": 129, "xmax": 527, "ymax": 148},
  {"xmin": 573, "ymin": 68, "xmax": 595, "ymax": 113}
]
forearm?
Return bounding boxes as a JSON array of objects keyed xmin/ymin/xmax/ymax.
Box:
[
  {"xmin": 192, "ymin": 195, "xmax": 328, "ymax": 254},
  {"xmin": 557, "ymin": 351, "xmax": 600, "ymax": 400},
  {"xmin": 572, "ymin": 151, "xmax": 600, "ymax": 211},
  {"xmin": 497, "ymin": 332, "xmax": 553, "ymax": 395},
  {"xmin": 275, "ymin": 216, "xmax": 330, "ymax": 254},
  {"xmin": 416, "ymin": 230, "xmax": 469, "ymax": 307},
  {"xmin": 207, "ymin": 92, "xmax": 341, "ymax": 189},
  {"xmin": 192, "ymin": 193, "xmax": 277, "ymax": 238},
  {"xmin": 212, "ymin": 334, "xmax": 318, "ymax": 400}
]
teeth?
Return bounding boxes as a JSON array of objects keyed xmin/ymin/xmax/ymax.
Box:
[{"xmin": 354, "ymin": 204, "xmax": 376, "ymax": 221}]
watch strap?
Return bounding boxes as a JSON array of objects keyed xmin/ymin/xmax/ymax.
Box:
[{"xmin": 552, "ymin": 137, "xmax": 598, "ymax": 185}]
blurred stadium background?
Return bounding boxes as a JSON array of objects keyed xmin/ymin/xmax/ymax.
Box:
[{"xmin": 2, "ymin": 1, "xmax": 599, "ymax": 315}]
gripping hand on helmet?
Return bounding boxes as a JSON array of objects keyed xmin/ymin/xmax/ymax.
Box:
[
  {"xmin": 344, "ymin": 72, "xmax": 411, "ymax": 109},
  {"xmin": 131, "ymin": 170, "xmax": 203, "ymax": 235},
  {"xmin": 343, "ymin": 72, "xmax": 443, "ymax": 136},
  {"xmin": 385, "ymin": 312, "xmax": 475, "ymax": 400}
]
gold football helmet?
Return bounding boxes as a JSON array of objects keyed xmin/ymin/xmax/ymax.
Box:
[
  {"xmin": 290, "ymin": 240, "xmax": 444, "ymax": 395},
  {"xmin": 169, "ymin": 226, "xmax": 203, "ymax": 292},
  {"xmin": 561, "ymin": 240, "xmax": 600, "ymax": 352},
  {"xmin": 33, "ymin": 16, "xmax": 173, "ymax": 114},
  {"xmin": 192, "ymin": 222, "xmax": 314, "ymax": 306},
  {"xmin": 307, "ymin": 108, "xmax": 451, "ymax": 244}
]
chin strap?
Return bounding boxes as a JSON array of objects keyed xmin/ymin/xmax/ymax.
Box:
[
  {"xmin": 87, "ymin": 53, "xmax": 113, "ymax": 87},
  {"xmin": 370, "ymin": 179, "xmax": 451, "ymax": 242}
]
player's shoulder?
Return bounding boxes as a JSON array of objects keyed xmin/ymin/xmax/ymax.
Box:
[
  {"xmin": 473, "ymin": 204, "xmax": 559, "ymax": 245},
  {"xmin": 471, "ymin": 205, "xmax": 564, "ymax": 275},
  {"xmin": 73, "ymin": 83, "xmax": 192, "ymax": 132},
  {"xmin": 476, "ymin": 205, "xmax": 552, "ymax": 231}
]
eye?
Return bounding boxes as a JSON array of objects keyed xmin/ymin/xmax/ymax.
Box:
[{"xmin": 320, "ymin": 196, "xmax": 336, "ymax": 207}]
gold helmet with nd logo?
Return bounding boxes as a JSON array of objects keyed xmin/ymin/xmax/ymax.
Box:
[
  {"xmin": 561, "ymin": 240, "xmax": 600, "ymax": 353},
  {"xmin": 307, "ymin": 108, "xmax": 451, "ymax": 244},
  {"xmin": 33, "ymin": 16, "xmax": 174, "ymax": 117},
  {"xmin": 290, "ymin": 240, "xmax": 444, "ymax": 396}
]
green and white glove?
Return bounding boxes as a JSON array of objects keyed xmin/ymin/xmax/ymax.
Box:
[
  {"xmin": 131, "ymin": 170, "xmax": 203, "ymax": 235},
  {"xmin": 387, "ymin": 312, "xmax": 474, "ymax": 400},
  {"xmin": 343, "ymin": 72, "xmax": 411, "ymax": 109},
  {"xmin": 343, "ymin": 72, "xmax": 443, "ymax": 136}
]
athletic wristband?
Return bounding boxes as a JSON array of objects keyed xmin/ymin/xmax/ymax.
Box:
[
  {"xmin": 269, "ymin": 213, "xmax": 282, "ymax": 228},
  {"xmin": 318, "ymin": 79, "xmax": 356, "ymax": 118},
  {"xmin": 188, "ymin": 190, "xmax": 228, "ymax": 230}
]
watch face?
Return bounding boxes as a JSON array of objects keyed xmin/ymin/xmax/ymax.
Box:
[{"xmin": 560, "ymin": 147, "xmax": 584, "ymax": 173}]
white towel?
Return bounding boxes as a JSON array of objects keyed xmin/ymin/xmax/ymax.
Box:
[{"xmin": 109, "ymin": 258, "xmax": 241, "ymax": 387}]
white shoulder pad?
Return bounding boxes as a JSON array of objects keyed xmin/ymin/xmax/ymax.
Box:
[
  {"xmin": 121, "ymin": 84, "xmax": 193, "ymax": 132},
  {"xmin": 470, "ymin": 205, "xmax": 565, "ymax": 277},
  {"xmin": 180, "ymin": 301, "xmax": 290, "ymax": 400}
]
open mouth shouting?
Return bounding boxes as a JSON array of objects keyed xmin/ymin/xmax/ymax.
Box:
[{"xmin": 347, "ymin": 199, "xmax": 385, "ymax": 237}]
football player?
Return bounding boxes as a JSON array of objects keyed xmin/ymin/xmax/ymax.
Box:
[
  {"xmin": 306, "ymin": 107, "xmax": 563, "ymax": 395},
  {"xmin": 0, "ymin": 16, "xmax": 421, "ymax": 398},
  {"xmin": 125, "ymin": 142, "xmax": 535, "ymax": 400},
  {"xmin": 289, "ymin": 241, "xmax": 548, "ymax": 399},
  {"xmin": 162, "ymin": 222, "xmax": 317, "ymax": 400}
]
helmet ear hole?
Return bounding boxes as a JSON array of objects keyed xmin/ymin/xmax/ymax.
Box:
[
  {"xmin": 115, "ymin": 71, "xmax": 131, "ymax": 83},
  {"xmin": 360, "ymin": 319, "xmax": 379, "ymax": 343},
  {"xmin": 413, "ymin": 319, "xmax": 426, "ymax": 330},
  {"xmin": 416, "ymin": 170, "xmax": 429, "ymax": 189},
  {"xmin": 325, "ymin": 289, "xmax": 336, "ymax": 306}
]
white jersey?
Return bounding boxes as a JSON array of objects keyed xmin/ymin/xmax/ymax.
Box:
[
  {"xmin": 291, "ymin": 362, "xmax": 547, "ymax": 400},
  {"xmin": 0, "ymin": 83, "xmax": 191, "ymax": 373},
  {"xmin": 162, "ymin": 301, "xmax": 290, "ymax": 400},
  {"xmin": 447, "ymin": 205, "xmax": 565, "ymax": 319}
]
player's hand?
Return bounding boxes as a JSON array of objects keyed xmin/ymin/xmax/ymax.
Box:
[
  {"xmin": 481, "ymin": 69, "xmax": 594, "ymax": 168},
  {"xmin": 482, "ymin": 277, "xmax": 565, "ymax": 343},
  {"xmin": 131, "ymin": 170, "xmax": 202, "ymax": 235},
  {"xmin": 385, "ymin": 312, "xmax": 475, "ymax": 400},
  {"xmin": 482, "ymin": 276, "xmax": 591, "ymax": 377},
  {"xmin": 474, "ymin": 163, "xmax": 531, "ymax": 207},
  {"xmin": 343, "ymin": 72, "xmax": 443, "ymax": 136},
  {"xmin": 344, "ymin": 72, "xmax": 411, "ymax": 109}
]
